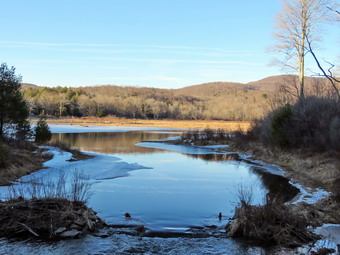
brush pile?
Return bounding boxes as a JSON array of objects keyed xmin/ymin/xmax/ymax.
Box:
[
  {"xmin": 226, "ymin": 199, "xmax": 319, "ymax": 247},
  {"xmin": 0, "ymin": 198, "xmax": 106, "ymax": 240}
]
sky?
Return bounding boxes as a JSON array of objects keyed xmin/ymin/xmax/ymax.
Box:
[{"xmin": 0, "ymin": 0, "xmax": 339, "ymax": 88}]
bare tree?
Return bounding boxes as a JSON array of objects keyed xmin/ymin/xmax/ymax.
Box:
[
  {"xmin": 305, "ymin": 5, "xmax": 340, "ymax": 101},
  {"xmin": 306, "ymin": 36, "xmax": 340, "ymax": 101},
  {"xmin": 273, "ymin": 0, "xmax": 334, "ymax": 100}
]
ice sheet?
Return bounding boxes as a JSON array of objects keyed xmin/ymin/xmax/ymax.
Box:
[
  {"xmin": 137, "ymin": 142, "xmax": 228, "ymax": 155},
  {"xmin": 290, "ymin": 182, "xmax": 329, "ymax": 204},
  {"xmin": 0, "ymin": 146, "xmax": 152, "ymax": 199}
]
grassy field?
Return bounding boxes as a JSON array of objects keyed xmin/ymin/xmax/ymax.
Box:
[{"xmin": 31, "ymin": 116, "xmax": 251, "ymax": 131}]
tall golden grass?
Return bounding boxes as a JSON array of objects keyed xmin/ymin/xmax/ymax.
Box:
[{"xmin": 32, "ymin": 116, "xmax": 251, "ymax": 132}]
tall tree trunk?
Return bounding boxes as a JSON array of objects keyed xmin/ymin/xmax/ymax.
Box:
[
  {"xmin": 299, "ymin": 1, "xmax": 307, "ymax": 101},
  {"xmin": 299, "ymin": 52, "xmax": 305, "ymax": 100}
]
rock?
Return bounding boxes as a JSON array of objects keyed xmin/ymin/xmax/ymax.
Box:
[
  {"xmin": 55, "ymin": 227, "xmax": 66, "ymax": 234},
  {"xmin": 70, "ymin": 224, "xmax": 83, "ymax": 231},
  {"xmin": 74, "ymin": 218, "xmax": 86, "ymax": 226},
  {"xmin": 88, "ymin": 214, "xmax": 97, "ymax": 221},
  {"xmin": 86, "ymin": 219, "xmax": 94, "ymax": 230},
  {"xmin": 59, "ymin": 229, "xmax": 81, "ymax": 238},
  {"xmin": 136, "ymin": 225, "xmax": 146, "ymax": 235}
]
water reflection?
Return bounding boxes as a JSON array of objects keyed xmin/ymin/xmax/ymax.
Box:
[
  {"xmin": 51, "ymin": 131, "xmax": 299, "ymax": 204},
  {"xmin": 188, "ymin": 153, "xmax": 241, "ymax": 161},
  {"xmin": 49, "ymin": 130, "xmax": 299, "ymax": 231},
  {"xmin": 51, "ymin": 131, "xmax": 179, "ymax": 154},
  {"xmin": 187, "ymin": 153, "xmax": 299, "ymax": 202},
  {"xmin": 249, "ymin": 166, "xmax": 299, "ymax": 202},
  {"xmin": 0, "ymin": 129, "xmax": 302, "ymax": 254}
]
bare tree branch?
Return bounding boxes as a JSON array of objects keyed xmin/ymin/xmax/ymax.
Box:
[
  {"xmin": 326, "ymin": 6, "xmax": 340, "ymax": 15},
  {"xmin": 272, "ymin": 0, "xmax": 334, "ymax": 101},
  {"xmin": 306, "ymin": 35, "xmax": 340, "ymax": 101}
]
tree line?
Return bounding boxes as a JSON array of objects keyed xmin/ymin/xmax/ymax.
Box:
[{"xmin": 23, "ymin": 84, "xmax": 270, "ymax": 121}]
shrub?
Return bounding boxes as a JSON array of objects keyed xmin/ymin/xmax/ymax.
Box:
[
  {"xmin": 250, "ymin": 97, "xmax": 340, "ymax": 151},
  {"xmin": 330, "ymin": 116, "xmax": 340, "ymax": 150},
  {"xmin": 8, "ymin": 169, "xmax": 93, "ymax": 203},
  {"xmin": 331, "ymin": 178, "xmax": 340, "ymax": 203},
  {"xmin": 203, "ymin": 128, "xmax": 215, "ymax": 140},
  {"xmin": 0, "ymin": 141, "xmax": 9, "ymax": 167},
  {"xmin": 34, "ymin": 117, "xmax": 52, "ymax": 143},
  {"xmin": 15, "ymin": 120, "xmax": 32, "ymax": 140},
  {"xmin": 270, "ymin": 104, "xmax": 292, "ymax": 147},
  {"xmin": 227, "ymin": 198, "xmax": 318, "ymax": 247}
]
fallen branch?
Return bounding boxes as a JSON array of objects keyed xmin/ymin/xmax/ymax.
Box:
[{"xmin": 18, "ymin": 222, "xmax": 39, "ymax": 237}]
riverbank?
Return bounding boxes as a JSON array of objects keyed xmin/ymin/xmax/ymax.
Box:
[
  {"xmin": 227, "ymin": 140, "xmax": 340, "ymax": 225},
  {"xmin": 30, "ymin": 116, "xmax": 251, "ymax": 131},
  {"xmin": 167, "ymin": 131, "xmax": 340, "ymax": 251},
  {"xmin": 228, "ymin": 140, "xmax": 340, "ymax": 200},
  {"xmin": 0, "ymin": 141, "xmax": 51, "ymax": 186},
  {"xmin": 0, "ymin": 140, "xmax": 93, "ymax": 186},
  {"xmin": 0, "ymin": 143, "xmax": 105, "ymax": 240}
]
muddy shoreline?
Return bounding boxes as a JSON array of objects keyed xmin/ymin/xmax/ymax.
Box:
[
  {"xmin": 228, "ymin": 141, "xmax": 340, "ymax": 192},
  {"xmin": 0, "ymin": 146, "xmax": 52, "ymax": 186},
  {"xmin": 0, "ymin": 143, "xmax": 93, "ymax": 186}
]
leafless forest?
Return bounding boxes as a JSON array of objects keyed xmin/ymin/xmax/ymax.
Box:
[{"xmin": 22, "ymin": 75, "xmax": 336, "ymax": 121}]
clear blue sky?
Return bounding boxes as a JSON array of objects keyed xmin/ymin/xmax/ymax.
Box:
[{"xmin": 0, "ymin": 0, "xmax": 338, "ymax": 88}]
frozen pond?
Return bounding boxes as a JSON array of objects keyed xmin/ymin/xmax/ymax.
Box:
[
  {"xmin": 0, "ymin": 125, "xmax": 302, "ymax": 254},
  {"xmin": 47, "ymin": 127, "xmax": 299, "ymax": 231}
]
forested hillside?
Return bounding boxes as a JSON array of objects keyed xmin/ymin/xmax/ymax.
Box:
[{"xmin": 22, "ymin": 75, "xmax": 335, "ymax": 121}]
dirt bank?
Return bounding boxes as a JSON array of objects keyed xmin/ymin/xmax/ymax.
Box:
[
  {"xmin": 228, "ymin": 141, "xmax": 339, "ymax": 193},
  {"xmin": 0, "ymin": 141, "xmax": 92, "ymax": 186},
  {"xmin": 0, "ymin": 144, "xmax": 51, "ymax": 186}
]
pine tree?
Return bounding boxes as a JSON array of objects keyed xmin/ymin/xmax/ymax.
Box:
[{"xmin": 34, "ymin": 117, "xmax": 52, "ymax": 143}]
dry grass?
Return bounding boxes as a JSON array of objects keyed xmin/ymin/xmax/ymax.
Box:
[
  {"xmin": 227, "ymin": 199, "xmax": 319, "ymax": 247},
  {"xmin": 30, "ymin": 116, "xmax": 251, "ymax": 132},
  {"xmin": 0, "ymin": 146, "xmax": 52, "ymax": 186},
  {"xmin": 228, "ymin": 140, "xmax": 340, "ymax": 191},
  {"xmin": 0, "ymin": 198, "xmax": 104, "ymax": 240}
]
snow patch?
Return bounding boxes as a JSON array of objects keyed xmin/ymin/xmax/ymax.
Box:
[
  {"xmin": 0, "ymin": 146, "xmax": 152, "ymax": 199},
  {"xmin": 290, "ymin": 182, "xmax": 329, "ymax": 204}
]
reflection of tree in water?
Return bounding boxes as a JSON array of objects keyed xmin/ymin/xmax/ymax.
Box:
[
  {"xmin": 249, "ymin": 166, "xmax": 299, "ymax": 202},
  {"xmin": 187, "ymin": 153, "xmax": 240, "ymax": 162},
  {"xmin": 51, "ymin": 131, "xmax": 178, "ymax": 154},
  {"xmin": 52, "ymin": 132, "xmax": 299, "ymax": 203},
  {"xmin": 186, "ymin": 153, "xmax": 299, "ymax": 203}
]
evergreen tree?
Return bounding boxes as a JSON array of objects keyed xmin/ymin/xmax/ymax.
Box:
[
  {"xmin": 0, "ymin": 63, "xmax": 29, "ymax": 138},
  {"xmin": 34, "ymin": 117, "xmax": 52, "ymax": 143}
]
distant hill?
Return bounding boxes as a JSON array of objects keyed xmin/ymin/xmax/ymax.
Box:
[
  {"xmin": 22, "ymin": 75, "xmax": 335, "ymax": 121},
  {"xmin": 21, "ymin": 75, "xmax": 327, "ymax": 93},
  {"xmin": 175, "ymin": 82, "xmax": 246, "ymax": 98},
  {"xmin": 246, "ymin": 75, "xmax": 327, "ymax": 91},
  {"xmin": 21, "ymin": 83, "xmax": 39, "ymax": 88}
]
